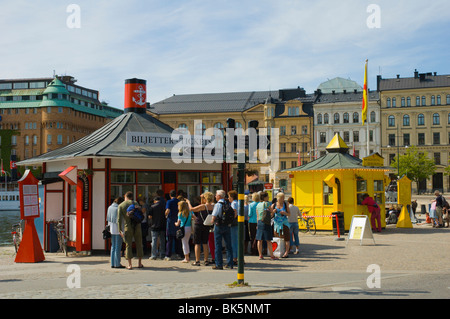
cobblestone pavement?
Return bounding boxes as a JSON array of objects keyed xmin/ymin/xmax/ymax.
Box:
[{"xmin": 0, "ymin": 215, "xmax": 449, "ymax": 299}]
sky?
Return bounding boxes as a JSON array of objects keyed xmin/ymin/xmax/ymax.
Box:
[{"xmin": 1, "ymin": 0, "xmax": 450, "ymax": 109}]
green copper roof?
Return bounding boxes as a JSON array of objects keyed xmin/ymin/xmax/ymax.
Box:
[
  {"xmin": 318, "ymin": 77, "xmax": 362, "ymax": 94},
  {"xmin": 43, "ymin": 78, "xmax": 69, "ymax": 95},
  {"xmin": 284, "ymin": 152, "xmax": 363, "ymax": 172}
]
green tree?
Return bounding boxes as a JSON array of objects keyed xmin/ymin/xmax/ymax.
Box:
[{"xmin": 391, "ymin": 145, "xmax": 435, "ymax": 194}]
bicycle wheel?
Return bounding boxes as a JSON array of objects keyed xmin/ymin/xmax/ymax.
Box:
[
  {"xmin": 307, "ymin": 218, "xmax": 316, "ymax": 235},
  {"xmin": 298, "ymin": 218, "xmax": 308, "ymax": 233}
]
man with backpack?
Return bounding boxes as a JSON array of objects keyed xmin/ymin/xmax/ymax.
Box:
[
  {"xmin": 211, "ymin": 190, "xmax": 234, "ymax": 270},
  {"xmin": 118, "ymin": 191, "xmax": 144, "ymax": 269}
]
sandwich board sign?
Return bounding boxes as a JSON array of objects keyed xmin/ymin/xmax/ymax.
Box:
[{"xmin": 346, "ymin": 215, "xmax": 376, "ymax": 246}]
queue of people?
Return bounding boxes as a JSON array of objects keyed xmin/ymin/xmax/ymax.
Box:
[{"xmin": 106, "ymin": 188, "xmax": 303, "ymax": 270}]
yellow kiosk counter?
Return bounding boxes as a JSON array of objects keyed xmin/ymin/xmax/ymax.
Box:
[{"xmin": 283, "ymin": 134, "xmax": 390, "ymax": 232}]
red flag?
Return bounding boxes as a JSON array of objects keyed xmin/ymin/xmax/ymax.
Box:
[
  {"xmin": 297, "ymin": 152, "xmax": 302, "ymax": 166},
  {"xmin": 1, "ymin": 160, "xmax": 5, "ymax": 174},
  {"xmin": 353, "ymin": 145, "xmax": 356, "ymax": 157}
]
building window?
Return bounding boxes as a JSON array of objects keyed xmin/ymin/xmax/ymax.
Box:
[
  {"xmin": 416, "ymin": 96, "xmax": 420, "ymax": 106},
  {"xmin": 334, "ymin": 113, "xmax": 340, "ymax": 124},
  {"xmin": 33, "ymin": 135, "xmax": 37, "ymax": 145},
  {"xmin": 433, "ymin": 132, "xmax": 440, "ymax": 145},
  {"xmin": 387, "ymin": 98, "xmax": 391, "ymax": 108},
  {"xmin": 403, "ymin": 133, "xmax": 410, "ymax": 146},
  {"xmin": 324, "ymin": 114, "xmax": 329, "ymax": 124},
  {"xmin": 11, "ymin": 135, "xmax": 17, "ymax": 146},
  {"xmin": 437, "ymin": 95, "xmax": 441, "ymax": 105},
  {"xmin": 353, "ymin": 112, "xmax": 359, "ymax": 123},
  {"xmin": 320, "ymin": 132, "xmax": 326, "ymax": 144},
  {"xmin": 57, "ymin": 135, "xmax": 63, "ymax": 145},
  {"xmin": 280, "ymin": 161, "xmax": 286, "ymax": 170},
  {"xmin": 25, "ymin": 135, "xmax": 29, "ymax": 145},
  {"xmin": 433, "ymin": 113, "xmax": 440, "ymax": 125},
  {"xmin": 280, "ymin": 143, "xmax": 286, "ymax": 153},
  {"xmin": 369, "ymin": 130, "xmax": 374, "ymax": 142},
  {"xmin": 343, "ymin": 131, "xmax": 350, "ymax": 142},
  {"xmin": 431, "ymin": 96, "xmax": 436, "ymax": 106},
  {"xmin": 418, "ymin": 114, "xmax": 425, "ymax": 126},
  {"xmin": 392, "ymin": 98, "xmax": 396, "ymax": 107},
  {"xmin": 370, "ymin": 111, "xmax": 376, "ymax": 123},
  {"xmin": 422, "ymin": 96, "xmax": 426, "ymax": 106},
  {"xmin": 434, "ymin": 153, "xmax": 441, "ymax": 165},
  {"xmin": 401, "ymin": 97, "xmax": 406, "ymax": 107},
  {"xmin": 353, "ymin": 131, "xmax": 359, "ymax": 142},
  {"xmin": 301, "ymin": 125, "xmax": 307, "ymax": 135},
  {"xmin": 447, "ymin": 95, "xmax": 450, "ymax": 105},
  {"xmin": 291, "ymin": 126, "xmax": 297, "ymax": 135},
  {"xmin": 317, "ymin": 114, "xmax": 322, "ymax": 125},
  {"xmin": 418, "ymin": 133, "xmax": 425, "ymax": 146},
  {"xmin": 291, "ymin": 143, "xmax": 297, "ymax": 153},
  {"xmin": 388, "ymin": 134, "xmax": 395, "ymax": 146},
  {"xmin": 407, "ymin": 97, "xmax": 411, "ymax": 107},
  {"xmin": 280, "ymin": 126, "xmax": 286, "ymax": 135},
  {"xmin": 388, "ymin": 115, "xmax": 395, "ymax": 127},
  {"xmin": 343, "ymin": 112, "xmax": 349, "ymax": 123},
  {"xmin": 47, "ymin": 134, "xmax": 52, "ymax": 145},
  {"xmin": 403, "ymin": 115, "xmax": 410, "ymax": 126}
]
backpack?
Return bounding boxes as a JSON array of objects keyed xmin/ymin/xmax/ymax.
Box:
[
  {"xmin": 127, "ymin": 204, "xmax": 144, "ymax": 224},
  {"xmin": 218, "ymin": 200, "xmax": 235, "ymax": 226},
  {"xmin": 442, "ymin": 196, "xmax": 449, "ymax": 208}
]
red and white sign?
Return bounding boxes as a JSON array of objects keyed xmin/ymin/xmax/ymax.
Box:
[
  {"xmin": 59, "ymin": 166, "xmax": 78, "ymax": 186},
  {"xmin": 264, "ymin": 183, "xmax": 273, "ymax": 189},
  {"xmin": 18, "ymin": 170, "xmax": 40, "ymax": 219}
]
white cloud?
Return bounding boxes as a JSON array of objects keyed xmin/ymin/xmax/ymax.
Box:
[{"xmin": 1, "ymin": 0, "xmax": 450, "ymax": 107}]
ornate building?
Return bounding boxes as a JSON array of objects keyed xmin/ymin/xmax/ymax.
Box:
[
  {"xmin": 147, "ymin": 87, "xmax": 315, "ymax": 194},
  {"xmin": 0, "ymin": 76, "xmax": 123, "ymax": 177},
  {"xmin": 378, "ymin": 70, "xmax": 450, "ymax": 192}
]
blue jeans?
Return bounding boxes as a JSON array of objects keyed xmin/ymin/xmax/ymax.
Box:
[
  {"xmin": 214, "ymin": 225, "xmax": 233, "ymax": 268},
  {"xmin": 151, "ymin": 230, "xmax": 166, "ymax": 258},
  {"xmin": 110, "ymin": 234, "xmax": 122, "ymax": 267},
  {"xmin": 289, "ymin": 222, "xmax": 300, "ymax": 246}
]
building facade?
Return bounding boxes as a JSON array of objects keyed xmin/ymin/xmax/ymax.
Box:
[
  {"xmin": 378, "ymin": 70, "xmax": 450, "ymax": 193},
  {"xmin": 314, "ymin": 78, "xmax": 381, "ymax": 159},
  {"xmin": 0, "ymin": 76, "xmax": 123, "ymax": 177},
  {"xmin": 147, "ymin": 88, "xmax": 316, "ymax": 194}
]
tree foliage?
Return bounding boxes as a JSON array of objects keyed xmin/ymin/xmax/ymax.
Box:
[{"xmin": 391, "ymin": 146, "xmax": 435, "ymax": 192}]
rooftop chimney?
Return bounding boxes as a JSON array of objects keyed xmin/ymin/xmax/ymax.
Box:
[{"xmin": 124, "ymin": 78, "xmax": 146, "ymax": 113}]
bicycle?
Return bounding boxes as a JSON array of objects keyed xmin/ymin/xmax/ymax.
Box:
[
  {"xmin": 298, "ymin": 208, "xmax": 316, "ymax": 235},
  {"xmin": 11, "ymin": 221, "xmax": 23, "ymax": 253},
  {"xmin": 49, "ymin": 217, "xmax": 67, "ymax": 256}
]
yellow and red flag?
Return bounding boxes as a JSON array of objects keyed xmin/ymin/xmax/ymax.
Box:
[{"xmin": 362, "ymin": 60, "xmax": 368, "ymax": 125}]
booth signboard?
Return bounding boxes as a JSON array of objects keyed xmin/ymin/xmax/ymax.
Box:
[
  {"xmin": 18, "ymin": 170, "xmax": 40, "ymax": 219},
  {"xmin": 346, "ymin": 215, "xmax": 376, "ymax": 246},
  {"xmin": 15, "ymin": 170, "xmax": 45, "ymax": 262}
]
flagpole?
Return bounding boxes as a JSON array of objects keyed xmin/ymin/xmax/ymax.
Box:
[{"xmin": 364, "ymin": 59, "xmax": 370, "ymax": 156}]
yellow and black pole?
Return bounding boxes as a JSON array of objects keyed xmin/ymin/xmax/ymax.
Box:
[{"xmin": 237, "ymin": 161, "xmax": 245, "ymax": 284}]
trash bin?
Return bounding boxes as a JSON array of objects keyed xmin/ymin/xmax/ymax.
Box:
[
  {"xmin": 332, "ymin": 212, "xmax": 345, "ymax": 235},
  {"xmin": 46, "ymin": 222, "xmax": 59, "ymax": 252}
]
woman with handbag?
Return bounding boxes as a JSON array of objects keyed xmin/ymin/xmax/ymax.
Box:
[
  {"xmin": 271, "ymin": 192, "xmax": 291, "ymax": 258},
  {"xmin": 255, "ymin": 191, "xmax": 278, "ymax": 260},
  {"xmin": 186, "ymin": 192, "xmax": 215, "ymax": 266},
  {"xmin": 175, "ymin": 200, "xmax": 193, "ymax": 263}
]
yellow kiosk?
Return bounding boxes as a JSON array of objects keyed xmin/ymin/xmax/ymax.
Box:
[{"xmin": 284, "ymin": 134, "xmax": 390, "ymax": 231}]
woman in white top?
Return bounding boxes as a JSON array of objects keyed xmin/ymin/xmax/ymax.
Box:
[{"xmin": 107, "ymin": 197, "xmax": 124, "ymax": 268}]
